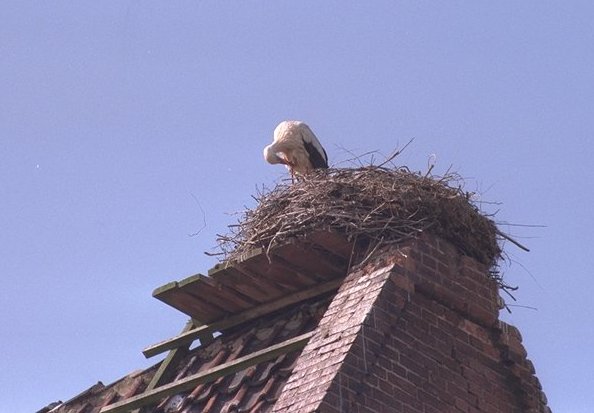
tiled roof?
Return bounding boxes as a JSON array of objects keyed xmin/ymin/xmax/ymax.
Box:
[
  {"xmin": 149, "ymin": 298, "xmax": 329, "ymax": 413},
  {"xmin": 48, "ymin": 369, "xmax": 157, "ymax": 413},
  {"xmin": 48, "ymin": 296, "xmax": 332, "ymax": 413}
]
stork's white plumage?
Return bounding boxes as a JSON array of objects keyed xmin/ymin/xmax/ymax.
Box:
[{"xmin": 263, "ymin": 121, "xmax": 328, "ymax": 180}]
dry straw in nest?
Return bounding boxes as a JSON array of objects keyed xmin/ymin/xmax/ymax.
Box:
[{"xmin": 215, "ymin": 166, "xmax": 506, "ymax": 277}]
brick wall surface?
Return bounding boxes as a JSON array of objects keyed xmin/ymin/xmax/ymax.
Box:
[
  {"xmin": 274, "ymin": 234, "xmax": 550, "ymax": 413},
  {"xmin": 271, "ymin": 250, "xmax": 406, "ymax": 413}
]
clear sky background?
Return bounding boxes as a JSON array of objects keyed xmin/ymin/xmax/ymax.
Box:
[{"xmin": 1, "ymin": 2, "xmax": 592, "ymax": 412}]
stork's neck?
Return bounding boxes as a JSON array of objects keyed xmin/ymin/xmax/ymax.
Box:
[{"xmin": 263, "ymin": 144, "xmax": 284, "ymax": 165}]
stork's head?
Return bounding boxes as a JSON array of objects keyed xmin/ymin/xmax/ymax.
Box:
[{"xmin": 263, "ymin": 144, "xmax": 287, "ymax": 165}]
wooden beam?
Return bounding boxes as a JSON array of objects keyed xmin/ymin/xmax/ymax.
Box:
[
  {"xmin": 206, "ymin": 247, "xmax": 264, "ymax": 276},
  {"xmin": 130, "ymin": 321, "xmax": 198, "ymax": 413},
  {"xmin": 145, "ymin": 320, "xmax": 195, "ymax": 391},
  {"xmin": 306, "ymin": 230, "xmax": 354, "ymax": 259},
  {"xmin": 153, "ymin": 281, "xmax": 223, "ymax": 323},
  {"xmin": 143, "ymin": 278, "xmax": 341, "ymax": 358},
  {"xmin": 101, "ymin": 332, "xmax": 314, "ymax": 413},
  {"xmin": 179, "ymin": 274, "xmax": 256, "ymax": 311}
]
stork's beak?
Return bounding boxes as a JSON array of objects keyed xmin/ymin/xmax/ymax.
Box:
[{"xmin": 276, "ymin": 153, "xmax": 293, "ymax": 167}]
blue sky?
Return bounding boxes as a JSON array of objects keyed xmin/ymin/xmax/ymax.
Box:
[{"xmin": 1, "ymin": 2, "xmax": 592, "ymax": 412}]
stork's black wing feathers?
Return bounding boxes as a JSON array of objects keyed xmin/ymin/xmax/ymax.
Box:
[{"xmin": 302, "ymin": 137, "xmax": 329, "ymax": 169}]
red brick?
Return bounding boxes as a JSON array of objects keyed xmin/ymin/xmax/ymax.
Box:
[{"xmin": 273, "ymin": 235, "xmax": 549, "ymax": 413}]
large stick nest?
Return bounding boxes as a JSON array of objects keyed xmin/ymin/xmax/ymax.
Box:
[{"xmin": 216, "ymin": 166, "xmax": 505, "ymax": 283}]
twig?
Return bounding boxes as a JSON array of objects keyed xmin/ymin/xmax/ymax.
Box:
[
  {"xmin": 188, "ymin": 193, "xmax": 207, "ymax": 237},
  {"xmin": 506, "ymin": 304, "xmax": 538, "ymax": 311},
  {"xmin": 375, "ymin": 138, "xmax": 415, "ymax": 169},
  {"xmin": 496, "ymin": 229, "xmax": 530, "ymax": 252}
]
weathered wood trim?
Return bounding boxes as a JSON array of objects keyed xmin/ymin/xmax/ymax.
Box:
[
  {"xmin": 144, "ymin": 320, "xmax": 195, "ymax": 391},
  {"xmin": 143, "ymin": 278, "xmax": 341, "ymax": 359}
]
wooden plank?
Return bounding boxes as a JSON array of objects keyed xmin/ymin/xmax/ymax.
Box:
[
  {"xmin": 258, "ymin": 243, "xmax": 325, "ymax": 286},
  {"xmin": 210, "ymin": 266, "xmax": 273, "ymax": 303},
  {"xmin": 207, "ymin": 261, "xmax": 233, "ymax": 276},
  {"xmin": 144, "ymin": 320, "xmax": 195, "ymax": 391},
  {"xmin": 196, "ymin": 274, "xmax": 254, "ymax": 304},
  {"xmin": 271, "ymin": 253, "xmax": 327, "ymax": 284},
  {"xmin": 152, "ymin": 281, "xmax": 178, "ymax": 298},
  {"xmin": 270, "ymin": 258, "xmax": 322, "ymax": 285},
  {"xmin": 102, "ymin": 332, "xmax": 314, "ymax": 413},
  {"xmin": 267, "ymin": 237, "xmax": 348, "ymax": 279},
  {"xmin": 153, "ymin": 284, "xmax": 225, "ymax": 323},
  {"xmin": 177, "ymin": 275, "xmax": 246, "ymax": 314},
  {"xmin": 206, "ymin": 247, "xmax": 264, "ymax": 276},
  {"xmin": 142, "ymin": 278, "xmax": 342, "ymax": 358},
  {"xmin": 257, "ymin": 260, "xmax": 316, "ymax": 290},
  {"xmin": 151, "ymin": 235, "xmax": 351, "ymax": 325},
  {"xmin": 307, "ymin": 230, "xmax": 354, "ymax": 259},
  {"xmin": 213, "ymin": 247, "xmax": 296, "ymax": 297},
  {"xmin": 301, "ymin": 243, "xmax": 350, "ymax": 275},
  {"xmin": 233, "ymin": 261, "xmax": 288, "ymax": 298},
  {"xmin": 239, "ymin": 253, "xmax": 305, "ymax": 294}
]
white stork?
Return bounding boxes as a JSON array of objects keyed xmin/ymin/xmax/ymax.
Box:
[{"xmin": 263, "ymin": 120, "xmax": 329, "ymax": 181}]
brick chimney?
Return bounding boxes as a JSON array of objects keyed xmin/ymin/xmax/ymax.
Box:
[{"xmin": 274, "ymin": 234, "xmax": 550, "ymax": 413}]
